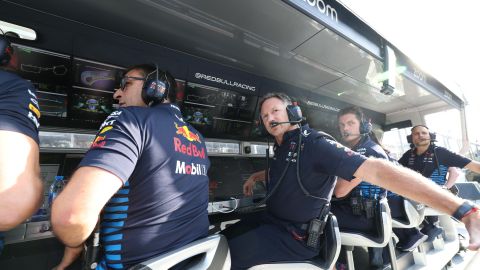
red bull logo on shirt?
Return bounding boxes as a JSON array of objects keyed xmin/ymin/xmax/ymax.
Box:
[
  {"xmin": 173, "ymin": 137, "xmax": 206, "ymax": 159},
  {"xmin": 175, "ymin": 123, "xmax": 201, "ymax": 143},
  {"xmin": 91, "ymin": 135, "xmax": 107, "ymax": 148},
  {"xmin": 175, "ymin": 160, "xmax": 207, "ymax": 176}
]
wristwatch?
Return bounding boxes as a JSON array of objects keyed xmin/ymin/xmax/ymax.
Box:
[{"xmin": 452, "ymin": 200, "xmax": 479, "ymax": 221}]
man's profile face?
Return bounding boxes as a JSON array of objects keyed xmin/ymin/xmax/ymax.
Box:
[
  {"xmin": 260, "ymin": 97, "xmax": 291, "ymax": 138},
  {"xmin": 113, "ymin": 69, "xmax": 148, "ymax": 107},
  {"xmin": 338, "ymin": 113, "xmax": 361, "ymax": 144},
  {"xmin": 411, "ymin": 126, "xmax": 431, "ymax": 147}
]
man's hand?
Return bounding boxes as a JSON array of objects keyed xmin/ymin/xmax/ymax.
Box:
[
  {"xmin": 243, "ymin": 176, "xmax": 256, "ymax": 196},
  {"xmin": 462, "ymin": 210, "xmax": 480, "ymax": 250},
  {"xmin": 243, "ymin": 170, "xmax": 266, "ymax": 196}
]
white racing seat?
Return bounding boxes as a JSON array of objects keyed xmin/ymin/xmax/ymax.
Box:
[
  {"xmin": 339, "ymin": 198, "xmax": 398, "ymax": 270},
  {"xmin": 248, "ymin": 213, "xmax": 341, "ymax": 270},
  {"xmin": 129, "ymin": 234, "xmax": 230, "ymax": 270},
  {"xmin": 392, "ymin": 199, "xmax": 425, "ymax": 228}
]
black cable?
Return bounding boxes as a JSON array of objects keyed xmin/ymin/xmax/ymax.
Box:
[
  {"xmin": 296, "ymin": 125, "xmax": 329, "ymax": 202},
  {"xmin": 237, "ymin": 134, "xmax": 292, "ymax": 213}
]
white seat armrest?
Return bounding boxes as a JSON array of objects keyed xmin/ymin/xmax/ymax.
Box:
[
  {"xmin": 392, "ymin": 199, "xmax": 425, "ymax": 228},
  {"xmin": 132, "ymin": 234, "xmax": 230, "ymax": 270},
  {"xmin": 340, "ymin": 198, "xmax": 392, "ymax": 248}
]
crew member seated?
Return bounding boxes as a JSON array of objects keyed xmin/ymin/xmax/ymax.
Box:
[
  {"xmin": 399, "ymin": 125, "xmax": 480, "ymax": 242},
  {"xmin": 51, "ymin": 64, "xmax": 211, "ymax": 270},
  {"xmin": 332, "ymin": 106, "xmax": 392, "ymax": 268}
]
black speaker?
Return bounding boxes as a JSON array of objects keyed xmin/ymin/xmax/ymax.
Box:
[
  {"xmin": 0, "ymin": 34, "xmax": 13, "ymax": 66},
  {"xmin": 141, "ymin": 64, "xmax": 171, "ymax": 105}
]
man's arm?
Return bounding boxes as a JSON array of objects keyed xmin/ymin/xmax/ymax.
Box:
[
  {"xmin": 51, "ymin": 166, "xmax": 122, "ymax": 247},
  {"xmin": 465, "ymin": 160, "xmax": 480, "ymax": 174},
  {"xmin": 0, "ymin": 131, "xmax": 43, "ymax": 231},
  {"xmin": 355, "ymin": 158, "xmax": 480, "ymax": 250},
  {"xmin": 444, "ymin": 167, "xmax": 460, "ymax": 188},
  {"xmin": 334, "ymin": 177, "xmax": 361, "ymax": 198}
]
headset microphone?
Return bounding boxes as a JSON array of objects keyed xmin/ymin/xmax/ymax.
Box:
[
  {"xmin": 342, "ymin": 132, "xmax": 368, "ymax": 138},
  {"xmin": 270, "ymin": 120, "xmax": 302, "ymax": 127}
]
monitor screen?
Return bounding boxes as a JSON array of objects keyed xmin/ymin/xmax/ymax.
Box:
[
  {"xmin": 69, "ymin": 89, "xmax": 115, "ymax": 123},
  {"xmin": 72, "ymin": 58, "xmax": 124, "ymax": 92},
  {"xmin": 12, "ymin": 44, "xmax": 71, "ymax": 118},
  {"xmin": 208, "ymin": 156, "xmax": 266, "ymax": 201},
  {"xmin": 182, "ymin": 83, "xmax": 258, "ymax": 139},
  {"xmin": 36, "ymin": 91, "xmax": 67, "ymax": 118}
]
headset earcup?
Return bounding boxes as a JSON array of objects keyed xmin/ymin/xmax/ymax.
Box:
[
  {"xmin": 142, "ymin": 78, "xmax": 168, "ymax": 105},
  {"xmin": 430, "ymin": 132, "xmax": 436, "ymax": 141},
  {"xmin": 360, "ymin": 120, "xmax": 372, "ymax": 134},
  {"xmin": 286, "ymin": 104, "xmax": 303, "ymax": 123},
  {"xmin": 0, "ymin": 36, "xmax": 13, "ymax": 66},
  {"xmin": 406, "ymin": 134, "xmax": 412, "ymax": 144}
]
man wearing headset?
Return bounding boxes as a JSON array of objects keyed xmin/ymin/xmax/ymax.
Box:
[
  {"xmin": 0, "ymin": 34, "xmax": 43, "ymax": 254},
  {"xmin": 333, "ymin": 106, "xmax": 402, "ymax": 268},
  {"xmin": 235, "ymin": 93, "xmax": 480, "ymax": 270},
  {"xmin": 399, "ymin": 125, "xmax": 480, "ymax": 241},
  {"xmin": 51, "ymin": 64, "xmax": 210, "ymax": 270}
]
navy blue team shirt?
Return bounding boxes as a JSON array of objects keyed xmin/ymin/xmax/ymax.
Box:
[
  {"xmin": 399, "ymin": 144, "xmax": 470, "ymax": 185},
  {"xmin": 266, "ymin": 124, "xmax": 367, "ymax": 223},
  {"xmin": 0, "ymin": 70, "xmax": 40, "ymax": 143},
  {"xmin": 350, "ymin": 136, "xmax": 388, "ymax": 198},
  {"xmin": 80, "ymin": 103, "xmax": 210, "ymax": 269}
]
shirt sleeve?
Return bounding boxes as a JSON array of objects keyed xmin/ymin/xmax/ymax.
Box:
[
  {"xmin": 435, "ymin": 147, "xmax": 471, "ymax": 168},
  {"xmin": 79, "ymin": 109, "xmax": 142, "ymax": 183},
  {"xmin": 312, "ymin": 136, "xmax": 367, "ymax": 181},
  {"xmin": 0, "ymin": 74, "xmax": 40, "ymax": 144}
]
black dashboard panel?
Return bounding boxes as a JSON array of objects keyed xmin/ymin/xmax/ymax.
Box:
[
  {"xmin": 182, "ymin": 83, "xmax": 259, "ymax": 140},
  {"xmin": 208, "ymin": 156, "xmax": 266, "ymax": 201}
]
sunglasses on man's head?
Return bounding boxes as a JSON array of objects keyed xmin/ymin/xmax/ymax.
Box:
[{"xmin": 119, "ymin": 76, "xmax": 146, "ymax": 90}]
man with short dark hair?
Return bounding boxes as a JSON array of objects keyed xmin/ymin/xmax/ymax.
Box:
[
  {"xmin": 52, "ymin": 64, "xmax": 210, "ymax": 270},
  {"xmin": 333, "ymin": 106, "xmax": 411, "ymax": 267},
  {"xmin": 0, "ymin": 34, "xmax": 43, "ymax": 253}
]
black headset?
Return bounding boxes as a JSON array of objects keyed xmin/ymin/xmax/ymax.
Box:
[
  {"xmin": 0, "ymin": 33, "xmax": 13, "ymax": 66},
  {"xmin": 406, "ymin": 125, "xmax": 436, "ymax": 146},
  {"xmin": 359, "ymin": 114, "xmax": 372, "ymax": 135},
  {"xmin": 141, "ymin": 63, "xmax": 172, "ymax": 105}
]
